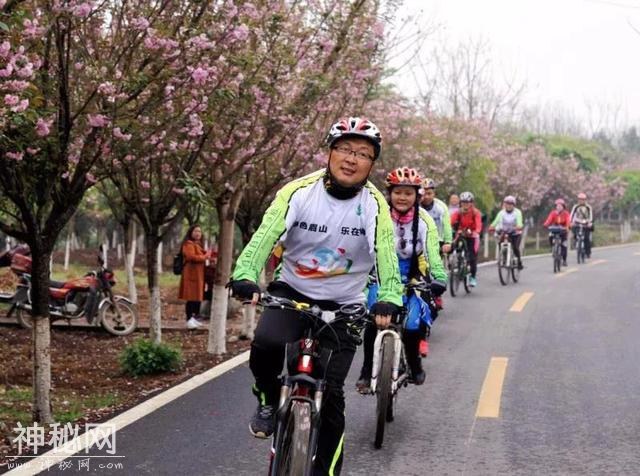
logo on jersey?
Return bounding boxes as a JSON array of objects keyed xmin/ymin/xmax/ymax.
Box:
[{"xmin": 294, "ymin": 247, "xmax": 353, "ymax": 278}]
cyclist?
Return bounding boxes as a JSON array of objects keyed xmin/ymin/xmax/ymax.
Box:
[
  {"xmin": 488, "ymin": 195, "xmax": 524, "ymax": 270},
  {"xmin": 420, "ymin": 177, "xmax": 451, "ymax": 315},
  {"xmin": 570, "ymin": 192, "xmax": 594, "ymax": 258},
  {"xmin": 543, "ymin": 198, "xmax": 571, "ymax": 266},
  {"xmin": 357, "ymin": 167, "xmax": 447, "ymax": 392},
  {"xmin": 450, "ymin": 191, "xmax": 483, "ymax": 287},
  {"xmin": 228, "ymin": 117, "xmax": 403, "ymax": 476},
  {"xmin": 421, "ymin": 178, "xmax": 453, "ymax": 255},
  {"xmin": 448, "ymin": 193, "xmax": 460, "ymax": 215}
]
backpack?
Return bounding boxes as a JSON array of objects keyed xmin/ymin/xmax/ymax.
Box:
[{"xmin": 172, "ymin": 251, "xmax": 184, "ymax": 275}]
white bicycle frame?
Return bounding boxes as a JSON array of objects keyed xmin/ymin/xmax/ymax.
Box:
[{"xmin": 370, "ymin": 328, "xmax": 404, "ymax": 395}]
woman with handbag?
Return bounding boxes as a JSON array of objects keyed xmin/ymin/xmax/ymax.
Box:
[{"xmin": 178, "ymin": 224, "xmax": 212, "ymax": 329}]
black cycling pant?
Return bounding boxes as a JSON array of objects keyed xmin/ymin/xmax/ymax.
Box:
[
  {"xmin": 508, "ymin": 234, "xmax": 522, "ymax": 262},
  {"xmin": 185, "ymin": 301, "xmax": 200, "ymax": 321},
  {"xmin": 572, "ymin": 226, "xmax": 592, "ymax": 256},
  {"xmin": 249, "ymin": 281, "xmax": 356, "ymax": 476},
  {"xmin": 464, "ymin": 237, "xmax": 478, "ymax": 277},
  {"xmin": 548, "ymin": 231, "xmax": 568, "ymax": 261},
  {"xmin": 361, "ymin": 323, "xmax": 423, "ymax": 380}
]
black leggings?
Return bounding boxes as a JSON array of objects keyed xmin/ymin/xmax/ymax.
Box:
[
  {"xmin": 361, "ymin": 323, "xmax": 423, "ymax": 379},
  {"xmin": 185, "ymin": 301, "xmax": 200, "ymax": 321},
  {"xmin": 249, "ymin": 282, "xmax": 356, "ymax": 476},
  {"xmin": 508, "ymin": 234, "xmax": 522, "ymax": 261}
]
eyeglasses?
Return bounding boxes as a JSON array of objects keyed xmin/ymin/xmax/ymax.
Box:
[{"xmin": 332, "ymin": 144, "xmax": 374, "ymax": 162}]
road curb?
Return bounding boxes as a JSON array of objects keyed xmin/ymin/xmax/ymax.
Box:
[
  {"xmin": 477, "ymin": 241, "xmax": 639, "ymax": 268},
  {"xmin": 3, "ymin": 350, "xmax": 251, "ymax": 475}
]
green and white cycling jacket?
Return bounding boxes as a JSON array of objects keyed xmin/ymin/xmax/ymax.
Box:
[
  {"xmin": 232, "ymin": 169, "xmax": 403, "ymax": 306},
  {"xmin": 490, "ymin": 208, "xmax": 523, "ymax": 232},
  {"xmin": 393, "ymin": 209, "xmax": 447, "ymax": 282},
  {"xmin": 422, "ymin": 197, "xmax": 452, "ymax": 244}
]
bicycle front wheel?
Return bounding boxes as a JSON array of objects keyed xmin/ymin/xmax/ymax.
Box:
[
  {"xmin": 276, "ymin": 401, "xmax": 312, "ymax": 476},
  {"xmin": 449, "ymin": 256, "xmax": 459, "ymax": 297},
  {"xmin": 498, "ymin": 247, "xmax": 510, "ymax": 286},
  {"xmin": 375, "ymin": 334, "xmax": 394, "ymax": 449}
]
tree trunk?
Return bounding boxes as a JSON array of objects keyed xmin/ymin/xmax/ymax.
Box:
[
  {"xmin": 208, "ymin": 188, "xmax": 244, "ymax": 355},
  {"xmin": 146, "ymin": 232, "xmax": 162, "ymax": 344},
  {"xmin": 157, "ymin": 241, "xmax": 163, "ymax": 274},
  {"xmin": 30, "ymin": 247, "xmax": 53, "ymax": 424},
  {"xmin": 124, "ymin": 220, "xmax": 138, "ymax": 304}
]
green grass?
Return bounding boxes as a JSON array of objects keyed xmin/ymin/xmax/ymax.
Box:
[{"xmin": 0, "ymin": 384, "xmax": 122, "ymax": 426}]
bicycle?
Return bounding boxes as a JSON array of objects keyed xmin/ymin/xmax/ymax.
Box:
[
  {"xmin": 363, "ymin": 281, "xmax": 433, "ymax": 449},
  {"xmin": 449, "ymin": 233, "xmax": 471, "ymax": 297},
  {"xmin": 495, "ymin": 230, "xmax": 521, "ymax": 285},
  {"xmin": 548, "ymin": 225, "xmax": 565, "ymax": 273},
  {"xmin": 260, "ymin": 293, "xmax": 367, "ymax": 476},
  {"xmin": 574, "ymin": 223, "xmax": 587, "ymax": 264}
]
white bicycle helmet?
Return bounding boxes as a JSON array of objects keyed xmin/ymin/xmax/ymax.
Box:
[
  {"xmin": 460, "ymin": 191, "xmax": 474, "ymax": 202},
  {"xmin": 326, "ymin": 117, "xmax": 382, "ymax": 160}
]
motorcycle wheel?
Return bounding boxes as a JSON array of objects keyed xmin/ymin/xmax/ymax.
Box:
[
  {"xmin": 15, "ymin": 307, "xmax": 33, "ymax": 329},
  {"xmin": 99, "ymin": 299, "xmax": 138, "ymax": 336}
]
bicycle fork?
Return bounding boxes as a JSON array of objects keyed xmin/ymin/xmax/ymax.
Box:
[{"xmin": 370, "ymin": 329, "xmax": 403, "ymax": 395}]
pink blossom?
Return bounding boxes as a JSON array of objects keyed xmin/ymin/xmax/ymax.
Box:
[
  {"xmin": 98, "ymin": 82, "xmax": 116, "ymax": 96},
  {"xmin": 73, "ymin": 3, "xmax": 92, "ymax": 18},
  {"xmin": 4, "ymin": 94, "xmax": 19, "ymax": 106},
  {"xmin": 6, "ymin": 151, "xmax": 24, "ymax": 161},
  {"xmin": 230, "ymin": 24, "xmax": 250, "ymax": 42},
  {"xmin": 0, "ymin": 41, "xmax": 10, "ymax": 59},
  {"xmin": 36, "ymin": 117, "xmax": 52, "ymax": 137},
  {"xmin": 85, "ymin": 173, "xmax": 97, "ymax": 184},
  {"xmin": 88, "ymin": 114, "xmax": 109, "ymax": 128},
  {"xmin": 131, "ymin": 17, "xmax": 150, "ymax": 30},
  {"xmin": 26, "ymin": 147, "xmax": 39, "ymax": 155},
  {"xmin": 191, "ymin": 67, "xmax": 209, "ymax": 85},
  {"xmin": 74, "ymin": 62, "xmax": 84, "ymax": 71},
  {"xmin": 23, "ymin": 18, "xmax": 44, "ymax": 39},
  {"xmin": 113, "ymin": 127, "xmax": 131, "ymax": 141},
  {"xmin": 10, "ymin": 99, "xmax": 29, "ymax": 113},
  {"xmin": 172, "ymin": 187, "xmax": 185, "ymax": 195},
  {"xmin": 140, "ymin": 181, "xmax": 151, "ymax": 189},
  {"xmin": 0, "ymin": 64, "xmax": 13, "ymax": 78},
  {"xmin": 124, "ymin": 154, "xmax": 135, "ymax": 162}
]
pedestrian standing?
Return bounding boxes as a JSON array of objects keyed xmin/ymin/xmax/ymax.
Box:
[{"xmin": 178, "ymin": 224, "xmax": 211, "ymax": 329}]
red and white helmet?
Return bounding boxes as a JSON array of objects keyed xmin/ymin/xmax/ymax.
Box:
[
  {"xmin": 385, "ymin": 167, "xmax": 423, "ymax": 189},
  {"xmin": 326, "ymin": 117, "xmax": 382, "ymax": 160},
  {"xmin": 577, "ymin": 192, "xmax": 587, "ymax": 200},
  {"xmin": 503, "ymin": 195, "xmax": 516, "ymax": 205}
]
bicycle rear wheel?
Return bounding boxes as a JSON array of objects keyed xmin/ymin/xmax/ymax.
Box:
[
  {"xmin": 374, "ymin": 334, "xmax": 394, "ymax": 449},
  {"xmin": 511, "ymin": 255, "xmax": 521, "ymax": 282},
  {"xmin": 276, "ymin": 401, "xmax": 312, "ymax": 476},
  {"xmin": 553, "ymin": 244, "xmax": 561, "ymax": 273},
  {"xmin": 577, "ymin": 240, "xmax": 584, "ymax": 264}
]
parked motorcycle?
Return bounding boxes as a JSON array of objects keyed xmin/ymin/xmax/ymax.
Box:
[
  {"xmin": 0, "ymin": 244, "xmax": 30, "ymax": 304},
  {"xmin": 9, "ymin": 252, "xmax": 137, "ymax": 336}
]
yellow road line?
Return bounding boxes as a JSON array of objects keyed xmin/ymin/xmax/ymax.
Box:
[
  {"xmin": 556, "ymin": 268, "xmax": 577, "ymax": 278},
  {"xmin": 509, "ymin": 292, "xmax": 534, "ymax": 312},
  {"xmin": 587, "ymin": 259, "xmax": 607, "ymax": 267},
  {"xmin": 475, "ymin": 357, "xmax": 509, "ymax": 418}
]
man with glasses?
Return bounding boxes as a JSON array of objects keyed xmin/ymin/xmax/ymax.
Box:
[{"xmin": 228, "ymin": 117, "xmax": 403, "ymax": 475}]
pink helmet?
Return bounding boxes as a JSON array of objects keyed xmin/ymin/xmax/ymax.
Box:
[
  {"xmin": 555, "ymin": 198, "xmax": 566, "ymax": 207},
  {"xmin": 503, "ymin": 195, "xmax": 516, "ymax": 205},
  {"xmin": 577, "ymin": 192, "xmax": 587, "ymax": 200}
]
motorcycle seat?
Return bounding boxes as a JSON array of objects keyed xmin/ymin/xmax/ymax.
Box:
[{"xmin": 49, "ymin": 280, "xmax": 66, "ymax": 288}]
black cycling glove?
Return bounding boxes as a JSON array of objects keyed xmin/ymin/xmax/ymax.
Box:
[
  {"xmin": 430, "ymin": 280, "xmax": 447, "ymax": 297},
  {"xmin": 227, "ymin": 279, "xmax": 261, "ymax": 300}
]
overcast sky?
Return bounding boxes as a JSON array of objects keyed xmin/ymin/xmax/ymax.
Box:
[{"xmin": 390, "ymin": 0, "xmax": 640, "ymax": 128}]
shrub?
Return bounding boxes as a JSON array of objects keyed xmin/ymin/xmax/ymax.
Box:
[{"xmin": 119, "ymin": 339, "xmax": 182, "ymax": 377}]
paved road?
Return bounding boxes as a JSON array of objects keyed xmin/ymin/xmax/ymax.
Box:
[{"xmin": 36, "ymin": 244, "xmax": 640, "ymax": 475}]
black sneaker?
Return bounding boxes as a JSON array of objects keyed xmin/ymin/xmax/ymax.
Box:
[
  {"xmin": 356, "ymin": 368, "xmax": 372, "ymax": 394},
  {"xmin": 517, "ymin": 261, "xmax": 524, "ymax": 270},
  {"xmin": 249, "ymin": 404, "xmax": 275, "ymax": 439},
  {"xmin": 413, "ymin": 370, "xmax": 426, "ymax": 385},
  {"xmin": 562, "ymin": 260, "xmax": 568, "ymax": 267}
]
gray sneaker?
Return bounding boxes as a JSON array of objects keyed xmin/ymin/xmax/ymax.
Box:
[{"xmin": 249, "ymin": 404, "xmax": 275, "ymax": 439}]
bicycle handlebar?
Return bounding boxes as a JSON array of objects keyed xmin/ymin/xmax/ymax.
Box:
[{"xmin": 258, "ymin": 292, "xmax": 368, "ymax": 324}]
